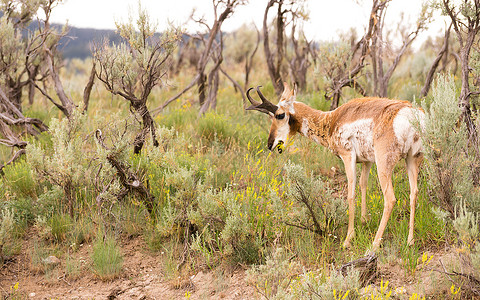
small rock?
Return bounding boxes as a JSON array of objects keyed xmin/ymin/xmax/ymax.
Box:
[
  {"xmin": 42, "ymin": 255, "xmax": 60, "ymax": 266},
  {"xmin": 29, "ymin": 292, "xmax": 36, "ymax": 297}
]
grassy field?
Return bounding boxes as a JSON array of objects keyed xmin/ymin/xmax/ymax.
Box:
[{"xmin": 0, "ymin": 58, "xmax": 476, "ymax": 299}]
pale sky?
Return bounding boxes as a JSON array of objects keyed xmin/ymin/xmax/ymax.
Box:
[{"xmin": 50, "ymin": 0, "xmax": 447, "ymax": 44}]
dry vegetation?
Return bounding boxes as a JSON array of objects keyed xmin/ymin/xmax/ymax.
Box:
[{"xmin": 1, "ymin": 0, "xmax": 480, "ymax": 299}]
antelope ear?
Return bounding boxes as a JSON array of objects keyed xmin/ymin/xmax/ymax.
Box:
[
  {"xmin": 279, "ymin": 82, "xmax": 295, "ymax": 114},
  {"xmin": 284, "ymin": 83, "xmax": 296, "ymax": 105},
  {"xmin": 281, "ymin": 82, "xmax": 291, "ymax": 99},
  {"xmin": 291, "ymin": 83, "xmax": 297, "ymax": 101}
]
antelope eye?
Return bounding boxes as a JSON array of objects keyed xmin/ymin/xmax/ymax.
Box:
[{"xmin": 275, "ymin": 113, "xmax": 285, "ymax": 120}]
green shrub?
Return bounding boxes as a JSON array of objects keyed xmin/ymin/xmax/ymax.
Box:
[
  {"xmin": 281, "ymin": 270, "xmax": 399, "ymax": 300},
  {"xmin": 284, "ymin": 268, "xmax": 362, "ymax": 300},
  {"xmin": 6, "ymin": 196, "xmax": 36, "ymax": 229},
  {"xmin": 156, "ymin": 165, "xmax": 202, "ymax": 237},
  {"xmin": 157, "ymin": 108, "xmax": 196, "ymax": 130},
  {"xmin": 421, "ymin": 74, "xmax": 480, "ymax": 243},
  {"xmin": 27, "ymin": 110, "xmax": 91, "ymax": 217},
  {"xmin": 282, "ymin": 162, "xmax": 347, "ymax": 236},
  {"xmin": 35, "ymin": 186, "xmax": 64, "ymax": 219},
  {"xmin": 219, "ymin": 188, "xmax": 264, "ymax": 264},
  {"xmin": 420, "ymin": 74, "xmax": 477, "ymax": 217},
  {"xmin": 155, "ymin": 147, "xmax": 286, "ymax": 265},
  {"xmin": 2, "ymin": 160, "xmax": 38, "ymax": 200},
  {"xmin": 187, "ymin": 151, "xmax": 289, "ymax": 265},
  {"xmin": 246, "ymin": 247, "xmax": 301, "ymax": 298},
  {"xmin": 92, "ymin": 235, "xmax": 123, "ymax": 280},
  {"xmin": 420, "ymin": 74, "xmax": 480, "ymax": 295},
  {"xmin": 197, "ymin": 112, "xmax": 237, "ymax": 144},
  {"xmin": 0, "ymin": 208, "xmax": 19, "ymax": 261}
]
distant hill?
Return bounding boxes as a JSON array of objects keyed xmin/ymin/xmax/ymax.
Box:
[
  {"xmin": 11, "ymin": 20, "xmax": 187, "ymax": 60},
  {"xmin": 56, "ymin": 25, "xmax": 192, "ymax": 60},
  {"xmin": 58, "ymin": 26, "xmax": 122, "ymax": 59}
]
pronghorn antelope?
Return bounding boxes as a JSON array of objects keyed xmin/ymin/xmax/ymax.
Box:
[{"xmin": 246, "ymin": 82, "xmax": 424, "ymax": 251}]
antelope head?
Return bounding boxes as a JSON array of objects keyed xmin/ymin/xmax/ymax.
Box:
[{"xmin": 246, "ymin": 82, "xmax": 298, "ymax": 153}]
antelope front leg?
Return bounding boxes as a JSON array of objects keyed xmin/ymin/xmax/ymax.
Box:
[
  {"xmin": 360, "ymin": 162, "xmax": 372, "ymax": 223},
  {"xmin": 342, "ymin": 154, "xmax": 357, "ymax": 248}
]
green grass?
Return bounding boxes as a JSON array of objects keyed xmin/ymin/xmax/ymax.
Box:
[
  {"xmin": 115, "ymin": 202, "xmax": 149, "ymax": 238},
  {"xmin": 66, "ymin": 254, "xmax": 82, "ymax": 278},
  {"xmin": 30, "ymin": 240, "xmax": 49, "ymax": 273},
  {"xmin": 0, "ymin": 58, "xmax": 462, "ymax": 298},
  {"xmin": 92, "ymin": 235, "xmax": 123, "ymax": 280},
  {"xmin": 70, "ymin": 216, "xmax": 95, "ymax": 249},
  {"xmin": 49, "ymin": 214, "xmax": 73, "ymax": 243},
  {"xmin": 2, "ymin": 159, "xmax": 39, "ymax": 200}
]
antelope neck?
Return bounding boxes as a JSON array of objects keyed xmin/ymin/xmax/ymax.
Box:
[{"xmin": 294, "ymin": 102, "xmax": 332, "ymax": 148}]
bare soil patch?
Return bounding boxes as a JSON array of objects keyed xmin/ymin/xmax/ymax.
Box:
[
  {"xmin": 0, "ymin": 235, "xmax": 255, "ymax": 299},
  {"xmin": 1, "ymin": 229, "xmax": 470, "ymax": 299}
]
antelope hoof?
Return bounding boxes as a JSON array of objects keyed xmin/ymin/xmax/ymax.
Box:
[
  {"xmin": 407, "ymin": 237, "xmax": 414, "ymax": 246},
  {"xmin": 361, "ymin": 215, "xmax": 369, "ymax": 224},
  {"xmin": 364, "ymin": 248, "xmax": 376, "ymax": 256},
  {"xmin": 343, "ymin": 232, "xmax": 355, "ymax": 248}
]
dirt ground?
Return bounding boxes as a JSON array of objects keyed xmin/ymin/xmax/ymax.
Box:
[
  {"xmin": 0, "ymin": 237, "xmax": 255, "ymax": 300},
  {"xmin": 1, "ymin": 231, "xmax": 470, "ymax": 300}
]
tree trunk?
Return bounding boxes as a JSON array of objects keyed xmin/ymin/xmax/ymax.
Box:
[
  {"xmin": 244, "ymin": 27, "xmax": 260, "ymax": 91},
  {"xmin": 210, "ymin": 70, "xmax": 219, "ymax": 110},
  {"xmin": 263, "ymin": 0, "xmax": 284, "ymax": 95},
  {"xmin": 133, "ymin": 102, "xmax": 158, "ymax": 154},
  {"xmin": 65, "ymin": 180, "xmax": 74, "ymax": 218},
  {"xmin": 28, "ymin": 81, "xmax": 35, "ymax": 106},
  {"xmin": 329, "ymin": 91, "xmax": 341, "ymax": 111},
  {"xmin": 199, "ymin": 69, "xmax": 220, "ymax": 115},
  {"xmin": 44, "ymin": 48, "xmax": 76, "ymax": 118},
  {"xmin": 96, "ymin": 129, "xmax": 156, "ymax": 213},
  {"xmin": 6, "ymin": 79, "xmax": 23, "ymax": 112},
  {"xmin": 458, "ymin": 36, "xmax": 476, "ymax": 129},
  {"xmin": 198, "ymin": 72, "xmax": 207, "ymax": 107},
  {"xmin": 82, "ymin": 62, "xmax": 96, "ymax": 113},
  {"xmin": 421, "ymin": 25, "xmax": 451, "ymax": 97}
]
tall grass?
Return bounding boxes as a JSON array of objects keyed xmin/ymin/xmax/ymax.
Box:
[{"xmin": 92, "ymin": 235, "xmax": 123, "ymax": 280}]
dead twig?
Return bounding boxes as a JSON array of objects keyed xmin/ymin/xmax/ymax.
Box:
[
  {"xmin": 339, "ymin": 253, "xmax": 378, "ymax": 286},
  {"xmin": 95, "ymin": 129, "xmax": 155, "ymax": 213},
  {"xmin": 425, "ymin": 259, "xmax": 480, "ymax": 296}
]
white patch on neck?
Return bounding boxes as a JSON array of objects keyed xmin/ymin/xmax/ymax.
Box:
[
  {"xmin": 300, "ymin": 118, "xmax": 319, "ymax": 144},
  {"xmin": 301, "ymin": 119, "xmax": 309, "ymax": 136}
]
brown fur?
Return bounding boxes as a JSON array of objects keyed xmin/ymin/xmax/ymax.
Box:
[
  {"xmin": 265, "ymin": 83, "xmax": 424, "ymax": 251},
  {"xmin": 287, "ymin": 98, "xmax": 412, "ymax": 152}
]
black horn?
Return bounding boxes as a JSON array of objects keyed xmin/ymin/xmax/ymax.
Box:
[{"xmin": 245, "ymin": 86, "xmax": 278, "ymax": 114}]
